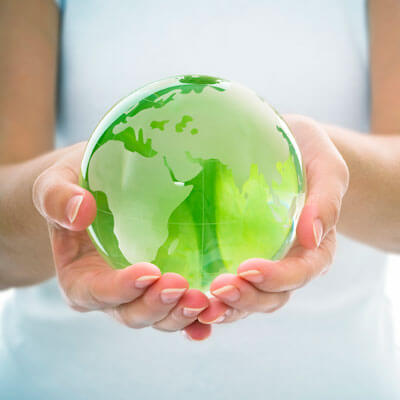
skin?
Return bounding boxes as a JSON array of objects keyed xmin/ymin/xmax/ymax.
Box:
[{"xmin": 0, "ymin": 0, "xmax": 399, "ymax": 340}]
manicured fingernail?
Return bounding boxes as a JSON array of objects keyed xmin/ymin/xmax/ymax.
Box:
[
  {"xmin": 66, "ymin": 195, "xmax": 83, "ymax": 224},
  {"xmin": 200, "ymin": 312, "xmax": 227, "ymax": 324},
  {"xmin": 182, "ymin": 330, "xmax": 193, "ymax": 341},
  {"xmin": 135, "ymin": 275, "xmax": 160, "ymax": 289},
  {"xmin": 182, "ymin": 306, "xmax": 207, "ymax": 318},
  {"xmin": 212, "ymin": 285, "xmax": 240, "ymax": 302},
  {"xmin": 204, "ymin": 315, "xmax": 225, "ymax": 324},
  {"xmin": 160, "ymin": 288, "xmax": 186, "ymax": 304},
  {"xmin": 214, "ymin": 315, "xmax": 226, "ymax": 323},
  {"xmin": 313, "ymin": 218, "xmax": 323, "ymax": 247},
  {"xmin": 239, "ymin": 269, "xmax": 264, "ymax": 283}
]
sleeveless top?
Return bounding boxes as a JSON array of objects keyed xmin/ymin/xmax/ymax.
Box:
[{"xmin": 1, "ymin": 1, "xmax": 399, "ymax": 399}]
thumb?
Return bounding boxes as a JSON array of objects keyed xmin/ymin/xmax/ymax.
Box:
[
  {"xmin": 296, "ymin": 148, "xmax": 349, "ymax": 250},
  {"xmin": 33, "ymin": 164, "xmax": 96, "ymax": 231}
]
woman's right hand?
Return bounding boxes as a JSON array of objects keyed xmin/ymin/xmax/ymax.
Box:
[{"xmin": 32, "ymin": 142, "xmax": 210, "ymax": 341}]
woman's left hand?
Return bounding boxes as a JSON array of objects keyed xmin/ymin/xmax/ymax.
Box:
[{"xmin": 198, "ymin": 115, "xmax": 349, "ymax": 325}]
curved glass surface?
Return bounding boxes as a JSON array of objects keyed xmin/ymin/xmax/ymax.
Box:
[{"xmin": 80, "ymin": 75, "xmax": 306, "ymax": 291}]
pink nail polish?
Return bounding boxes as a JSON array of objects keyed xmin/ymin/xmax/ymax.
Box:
[
  {"xmin": 214, "ymin": 315, "xmax": 225, "ymax": 323},
  {"xmin": 212, "ymin": 285, "xmax": 240, "ymax": 302},
  {"xmin": 134, "ymin": 275, "xmax": 160, "ymax": 289},
  {"xmin": 66, "ymin": 195, "xmax": 83, "ymax": 224},
  {"xmin": 160, "ymin": 288, "xmax": 186, "ymax": 304},
  {"xmin": 182, "ymin": 306, "xmax": 206, "ymax": 318},
  {"xmin": 239, "ymin": 269, "xmax": 264, "ymax": 283}
]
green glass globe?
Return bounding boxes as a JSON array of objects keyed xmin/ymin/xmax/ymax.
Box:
[{"xmin": 80, "ymin": 75, "xmax": 306, "ymax": 291}]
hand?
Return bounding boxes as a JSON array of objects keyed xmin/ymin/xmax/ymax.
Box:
[
  {"xmin": 32, "ymin": 142, "xmax": 211, "ymax": 341},
  {"xmin": 198, "ymin": 115, "xmax": 349, "ymax": 325}
]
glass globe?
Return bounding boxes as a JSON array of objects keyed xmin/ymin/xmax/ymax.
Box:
[{"xmin": 80, "ymin": 75, "xmax": 306, "ymax": 291}]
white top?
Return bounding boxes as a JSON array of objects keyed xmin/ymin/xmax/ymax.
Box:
[{"xmin": 1, "ymin": 1, "xmax": 399, "ymax": 399}]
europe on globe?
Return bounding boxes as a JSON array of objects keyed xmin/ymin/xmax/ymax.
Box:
[{"xmin": 80, "ymin": 75, "xmax": 306, "ymax": 291}]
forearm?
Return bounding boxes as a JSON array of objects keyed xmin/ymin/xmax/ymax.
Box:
[
  {"xmin": 324, "ymin": 124, "xmax": 400, "ymax": 252},
  {"xmin": 0, "ymin": 0, "xmax": 60, "ymax": 288},
  {"xmin": 0, "ymin": 148, "xmax": 68, "ymax": 288}
]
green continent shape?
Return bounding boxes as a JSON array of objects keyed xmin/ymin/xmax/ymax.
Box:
[
  {"xmin": 175, "ymin": 115, "xmax": 193, "ymax": 132},
  {"xmin": 81, "ymin": 76, "xmax": 305, "ymax": 289},
  {"xmin": 87, "ymin": 190, "xmax": 130, "ymax": 268},
  {"xmin": 88, "ymin": 140, "xmax": 192, "ymax": 264},
  {"xmin": 113, "ymin": 83, "xmax": 293, "ymax": 189},
  {"xmin": 150, "ymin": 120, "xmax": 169, "ymax": 131},
  {"xmin": 153, "ymin": 159, "xmax": 227, "ymax": 289}
]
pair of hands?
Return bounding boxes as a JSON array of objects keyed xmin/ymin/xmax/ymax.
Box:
[{"xmin": 33, "ymin": 115, "xmax": 349, "ymax": 341}]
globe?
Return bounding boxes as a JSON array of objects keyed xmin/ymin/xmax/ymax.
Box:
[{"xmin": 80, "ymin": 75, "xmax": 306, "ymax": 291}]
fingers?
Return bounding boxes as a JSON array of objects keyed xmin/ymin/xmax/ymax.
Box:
[
  {"xmin": 238, "ymin": 228, "xmax": 336, "ymax": 292},
  {"xmin": 152, "ymin": 289, "xmax": 208, "ymax": 332},
  {"xmin": 112, "ymin": 273, "xmax": 189, "ymax": 329},
  {"xmin": 58, "ymin": 260, "xmax": 162, "ymax": 311},
  {"xmin": 198, "ymin": 296, "xmax": 230, "ymax": 324},
  {"xmin": 183, "ymin": 321, "xmax": 212, "ymax": 341},
  {"xmin": 284, "ymin": 115, "xmax": 349, "ymax": 250},
  {"xmin": 33, "ymin": 163, "xmax": 96, "ymax": 231},
  {"xmin": 201, "ymin": 229, "xmax": 335, "ymax": 324},
  {"xmin": 208, "ymin": 274, "xmax": 290, "ymax": 313},
  {"xmin": 198, "ymin": 297, "xmax": 248, "ymax": 325}
]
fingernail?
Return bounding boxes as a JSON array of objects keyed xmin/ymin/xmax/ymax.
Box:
[
  {"xmin": 211, "ymin": 315, "xmax": 225, "ymax": 324},
  {"xmin": 182, "ymin": 330, "xmax": 193, "ymax": 341},
  {"xmin": 313, "ymin": 218, "xmax": 323, "ymax": 247},
  {"xmin": 200, "ymin": 312, "xmax": 227, "ymax": 324},
  {"xmin": 182, "ymin": 306, "xmax": 207, "ymax": 318},
  {"xmin": 135, "ymin": 275, "xmax": 160, "ymax": 289},
  {"xmin": 239, "ymin": 269, "xmax": 264, "ymax": 283},
  {"xmin": 212, "ymin": 285, "xmax": 240, "ymax": 302},
  {"xmin": 66, "ymin": 195, "xmax": 83, "ymax": 224},
  {"xmin": 160, "ymin": 288, "xmax": 186, "ymax": 304}
]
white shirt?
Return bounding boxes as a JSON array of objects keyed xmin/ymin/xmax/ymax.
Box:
[{"xmin": 1, "ymin": 1, "xmax": 398, "ymax": 399}]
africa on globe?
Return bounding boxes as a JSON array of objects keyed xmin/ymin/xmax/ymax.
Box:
[{"xmin": 80, "ymin": 75, "xmax": 306, "ymax": 291}]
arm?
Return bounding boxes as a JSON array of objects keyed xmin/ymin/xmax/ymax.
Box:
[
  {"xmin": 0, "ymin": 1, "xmax": 209, "ymax": 340},
  {"xmin": 324, "ymin": 126, "xmax": 400, "ymax": 253},
  {"xmin": 200, "ymin": 0, "xmax": 400, "ymax": 325},
  {"xmin": 0, "ymin": 0, "xmax": 59, "ymax": 287},
  {"xmin": 324, "ymin": 0, "xmax": 400, "ymax": 252}
]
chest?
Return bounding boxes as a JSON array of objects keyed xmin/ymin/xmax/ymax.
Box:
[{"xmin": 58, "ymin": 0, "xmax": 369, "ymax": 143}]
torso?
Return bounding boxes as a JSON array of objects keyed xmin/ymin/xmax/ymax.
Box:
[{"xmin": 1, "ymin": 1, "xmax": 399, "ymax": 399}]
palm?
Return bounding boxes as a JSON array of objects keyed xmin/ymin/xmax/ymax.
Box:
[
  {"xmin": 197, "ymin": 115, "xmax": 347, "ymax": 326},
  {"xmin": 32, "ymin": 142, "xmax": 211, "ymax": 340}
]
